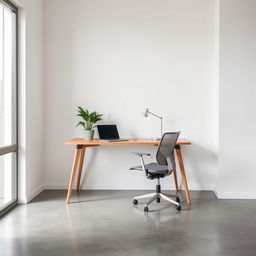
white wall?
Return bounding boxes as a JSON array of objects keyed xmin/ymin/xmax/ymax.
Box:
[
  {"xmin": 14, "ymin": 0, "xmax": 256, "ymax": 200},
  {"xmin": 16, "ymin": 0, "xmax": 44, "ymax": 203},
  {"xmin": 217, "ymin": 0, "xmax": 256, "ymax": 198},
  {"xmin": 43, "ymin": 0, "xmax": 218, "ymax": 191}
]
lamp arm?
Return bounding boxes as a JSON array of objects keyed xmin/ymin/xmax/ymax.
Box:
[{"xmin": 147, "ymin": 111, "xmax": 162, "ymax": 120}]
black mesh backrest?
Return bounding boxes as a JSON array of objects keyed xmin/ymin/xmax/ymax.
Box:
[{"xmin": 156, "ymin": 132, "xmax": 181, "ymax": 168}]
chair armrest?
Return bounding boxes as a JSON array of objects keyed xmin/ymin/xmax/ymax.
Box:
[
  {"xmin": 130, "ymin": 152, "xmax": 150, "ymax": 176},
  {"xmin": 129, "ymin": 166, "xmax": 143, "ymax": 171},
  {"xmin": 131, "ymin": 152, "xmax": 151, "ymax": 157}
]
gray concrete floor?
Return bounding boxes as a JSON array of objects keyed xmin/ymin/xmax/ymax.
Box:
[{"xmin": 0, "ymin": 190, "xmax": 256, "ymax": 256}]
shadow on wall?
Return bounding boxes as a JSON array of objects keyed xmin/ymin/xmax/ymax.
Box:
[
  {"xmin": 78, "ymin": 142, "xmax": 217, "ymax": 190},
  {"xmin": 180, "ymin": 142, "xmax": 217, "ymax": 190},
  {"xmin": 80, "ymin": 147, "xmax": 99, "ymax": 187}
]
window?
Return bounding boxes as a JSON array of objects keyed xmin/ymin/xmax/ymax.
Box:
[{"xmin": 0, "ymin": 0, "xmax": 17, "ymax": 216}]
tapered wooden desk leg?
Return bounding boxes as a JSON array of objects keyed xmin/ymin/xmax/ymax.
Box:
[
  {"xmin": 66, "ymin": 145, "xmax": 82, "ymax": 204},
  {"xmin": 173, "ymin": 170, "xmax": 179, "ymax": 193},
  {"xmin": 175, "ymin": 145, "xmax": 191, "ymax": 205},
  {"xmin": 76, "ymin": 146, "xmax": 86, "ymax": 191}
]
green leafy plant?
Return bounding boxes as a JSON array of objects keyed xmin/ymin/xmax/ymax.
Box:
[{"xmin": 76, "ymin": 106, "xmax": 103, "ymax": 130}]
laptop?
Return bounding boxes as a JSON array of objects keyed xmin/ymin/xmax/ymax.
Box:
[{"xmin": 97, "ymin": 125, "xmax": 128, "ymax": 142}]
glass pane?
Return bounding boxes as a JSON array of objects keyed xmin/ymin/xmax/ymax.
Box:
[
  {"xmin": 0, "ymin": 2, "xmax": 17, "ymax": 214},
  {"xmin": 0, "ymin": 4, "xmax": 16, "ymax": 147},
  {"xmin": 0, "ymin": 153, "xmax": 16, "ymax": 211}
]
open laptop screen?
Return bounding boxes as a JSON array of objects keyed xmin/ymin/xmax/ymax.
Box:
[{"xmin": 97, "ymin": 125, "xmax": 120, "ymax": 140}]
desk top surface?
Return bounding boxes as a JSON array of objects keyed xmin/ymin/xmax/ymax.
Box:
[{"xmin": 65, "ymin": 138, "xmax": 191, "ymax": 146}]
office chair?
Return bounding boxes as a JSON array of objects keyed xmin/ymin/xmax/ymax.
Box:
[{"xmin": 130, "ymin": 132, "xmax": 181, "ymax": 212}]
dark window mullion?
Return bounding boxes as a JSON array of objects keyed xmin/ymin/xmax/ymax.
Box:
[{"xmin": 0, "ymin": 0, "xmax": 17, "ymax": 13}]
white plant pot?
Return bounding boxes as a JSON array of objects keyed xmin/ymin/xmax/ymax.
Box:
[{"xmin": 84, "ymin": 130, "xmax": 95, "ymax": 141}]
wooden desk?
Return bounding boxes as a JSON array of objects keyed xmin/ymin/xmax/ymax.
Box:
[{"xmin": 65, "ymin": 138, "xmax": 192, "ymax": 205}]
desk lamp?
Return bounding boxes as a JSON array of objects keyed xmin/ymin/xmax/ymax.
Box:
[{"xmin": 143, "ymin": 108, "xmax": 163, "ymax": 140}]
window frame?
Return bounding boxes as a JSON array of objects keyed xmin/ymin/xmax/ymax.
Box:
[{"xmin": 0, "ymin": 0, "xmax": 18, "ymax": 217}]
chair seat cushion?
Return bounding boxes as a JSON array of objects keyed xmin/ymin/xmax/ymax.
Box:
[
  {"xmin": 130, "ymin": 163, "xmax": 169, "ymax": 175},
  {"xmin": 147, "ymin": 163, "xmax": 169, "ymax": 179},
  {"xmin": 145, "ymin": 163, "xmax": 168, "ymax": 174}
]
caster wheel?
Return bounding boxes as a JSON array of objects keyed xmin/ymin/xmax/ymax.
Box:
[
  {"xmin": 176, "ymin": 205, "xmax": 182, "ymax": 211},
  {"xmin": 144, "ymin": 206, "xmax": 149, "ymax": 212},
  {"xmin": 156, "ymin": 197, "xmax": 160, "ymax": 203},
  {"xmin": 176, "ymin": 197, "xmax": 180, "ymax": 203},
  {"xmin": 133, "ymin": 199, "xmax": 138, "ymax": 205}
]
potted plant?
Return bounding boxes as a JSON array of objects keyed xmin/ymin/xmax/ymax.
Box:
[{"xmin": 76, "ymin": 106, "xmax": 103, "ymax": 141}]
